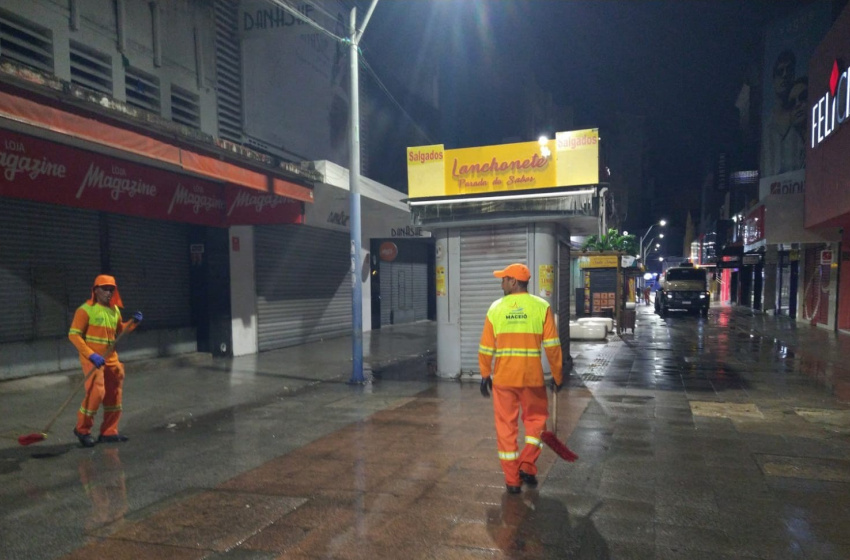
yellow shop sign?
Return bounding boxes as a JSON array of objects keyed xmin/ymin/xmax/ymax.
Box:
[
  {"xmin": 579, "ymin": 255, "xmax": 619, "ymax": 268},
  {"xmin": 407, "ymin": 129, "xmax": 599, "ymax": 200}
]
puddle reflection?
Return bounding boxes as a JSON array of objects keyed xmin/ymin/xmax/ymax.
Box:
[{"xmin": 78, "ymin": 448, "xmax": 127, "ymax": 532}]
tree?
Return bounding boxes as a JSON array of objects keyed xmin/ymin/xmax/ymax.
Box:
[{"xmin": 581, "ymin": 228, "xmax": 638, "ymax": 255}]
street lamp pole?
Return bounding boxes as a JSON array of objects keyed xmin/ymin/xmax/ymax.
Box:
[
  {"xmin": 639, "ymin": 220, "xmax": 666, "ymax": 265},
  {"xmin": 348, "ymin": 0, "xmax": 379, "ymax": 384}
]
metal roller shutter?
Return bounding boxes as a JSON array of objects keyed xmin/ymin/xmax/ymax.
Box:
[
  {"xmin": 379, "ymin": 242, "xmax": 428, "ymax": 325},
  {"xmin": 459, "ymin": 225, "xmax": 529, "ymax": 373},
  {"xmin": 379, "ymin": 261, "xmax": 428, "ymax": 325},
  {"xmin": 255, "ymin": 225, "xmax": 351, "ymax": 350},
  {"xmin": 107, "ymin": 214, "xmax": 191, "ymax": 328},
  {"xmin": 412, "ymin": 261, "xmax": 428, "ymax": 320},
  {"xmin": 0, "ymin": 198, "xmax": 100, "ymax": 342}
]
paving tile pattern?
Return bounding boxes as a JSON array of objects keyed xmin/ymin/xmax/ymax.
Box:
[{"xmin": 3, "ymin": 308, "xmax": 850, "ymax": 559}]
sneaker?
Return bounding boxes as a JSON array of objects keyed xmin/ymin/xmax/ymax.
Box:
[
  {"xmin": 73, "ymin": 429, "xmax": 95, "ymax": 448},
  {"xmin": 519, "ymin": 471, "xmax": 538, "ymax": 487},
  {"xmin": 97, "ymin": 434, "xmax": 129, "ymax": 443},
  {"xmin": 506, "ymin": 485, "xmax": 522, "ymax": 494}
]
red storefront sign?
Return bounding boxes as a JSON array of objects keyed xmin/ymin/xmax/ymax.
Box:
[{"xmin": 0, "ymin": 128, "xmax": 302, "ymax": 227}]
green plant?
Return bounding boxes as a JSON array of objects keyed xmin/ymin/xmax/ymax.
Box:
[{"xmin": 582, "ymin": 228, "xmax": 638, "ymax": 255}]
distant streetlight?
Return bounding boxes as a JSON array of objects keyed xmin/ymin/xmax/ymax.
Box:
[{"xmin": 639, "ymin": 220, "xmax": 666, "ymax": 263}]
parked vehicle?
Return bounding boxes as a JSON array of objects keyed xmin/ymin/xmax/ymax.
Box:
[{"xmin": 655, "ymin": 263, "xmax": 710, "ymax": 316}]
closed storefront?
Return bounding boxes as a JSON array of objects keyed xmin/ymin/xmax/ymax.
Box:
[
  {"xmin": 377, "ymin": 240, "xmax": 430, "ymax": 326},
  {"xmin": 0, "ymin": 198, "xmax": 100, "ymax": 344},
  {"xmin": 0, "ymin": 198, "xmax": 195, "ymax": 379},
  {"xmin": 0, "ymin": 121, "xmax": 310, "ymax": 378},
  {"xmin": 458, "ymin": 225, "xmax": 529, "ymax": 373},
  {"xmin": 254, "ymin": 225, "xmax": 351, "ymax": 350},
  {"xmin": 106, "ymin": 214, "xmax": 192, "ymax": 329},
  {"xmin": 0, "ymin": 199, "xmax": 191, "ymax": 337}
]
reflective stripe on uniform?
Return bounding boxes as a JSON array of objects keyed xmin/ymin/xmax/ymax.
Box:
[
  {"xmin": 79, "ymin": 406, "xmax": 96, "ymax": 417},
  {"xmin": 479, "ymin": 344, "xmax": 496, "ymax": 356},
  {"xmin": 103, "ymin": 404, "xmax": 122, "ymax": 412},
  {"xmin": 525, "ymin": 435, "xmax": 542, "ymax": 448},
  {"xmin": 494, "ymin": 348, "xmax": 542, "ymax": 357},
  {"xmin": 498, "ymin": 450, "xmax": 520, "ymax": 461},
  {"xmin": 542, "ymin": 338, "xmax": 560, "ymax": 347},
  {"xmin": 85, "ymin": 335, "xmax": 113, "ymax": 346}
]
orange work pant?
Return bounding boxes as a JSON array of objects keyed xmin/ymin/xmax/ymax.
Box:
[
  {"xmin": 76, "ymin": 360, "xmax": 125, "ymax": 437},
  {"xmin": 492, "ymin": 385, "xmax": 548, "ymax": 486}
]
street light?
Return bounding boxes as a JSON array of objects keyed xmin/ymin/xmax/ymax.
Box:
[
  {"xmin": 639, "ymin": 220, "xmax": 666, "ymax": 264},
  {"xmin": 641, "ymin": 235, "xmax": 664, "ymax": 262}
]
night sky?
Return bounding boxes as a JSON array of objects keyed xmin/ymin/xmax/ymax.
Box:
[{"xmin": 362, "ymin": 0, "xmax": 822, "ymax": 226}]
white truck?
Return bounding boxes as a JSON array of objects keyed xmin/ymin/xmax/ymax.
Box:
[{"xmin": 655, "ymin": 263, "xmax": 710, "ymax": 316}]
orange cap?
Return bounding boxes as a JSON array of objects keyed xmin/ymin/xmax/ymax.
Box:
[
  {"xmin": 88, "ymin": 274, "xmax": 124, "ymax": 309},
  {"xmin": 493, "ymin": 263, "xmax": 531, "ymax": 282}
]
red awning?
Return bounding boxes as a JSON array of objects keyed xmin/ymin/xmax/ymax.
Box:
[
  {"xmin": 0, "ymin": 127, "xmax": 303, "ymax": 227},
  {"xmin": 0, "ymin": 89, "xmax": 313, "ymax": 203}
]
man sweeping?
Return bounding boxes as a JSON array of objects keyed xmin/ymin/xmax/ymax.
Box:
[
  {"xmin": 68, "ymin": 275, "xmax": 142, "ymax": 447},
  {"xmin": 479, "ymin": 263, "xmax": 564, "ymax": 494}
]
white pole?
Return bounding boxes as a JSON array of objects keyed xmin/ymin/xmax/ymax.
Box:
[{"xmin": 347, "ymin": 0, "xmax": 379, "ymax": 384}]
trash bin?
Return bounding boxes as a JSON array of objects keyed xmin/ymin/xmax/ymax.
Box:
[{"xmin": 620, "ymin": 309, "xmax": 636, "ymax": 333}]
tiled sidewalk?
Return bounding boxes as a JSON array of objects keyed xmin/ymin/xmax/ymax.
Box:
[{"xmin": 60, "ymin": 382, "xmax": 592, "ymax": 560}]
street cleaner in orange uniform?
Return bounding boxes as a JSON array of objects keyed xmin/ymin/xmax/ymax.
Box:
[
  {"xmin": 479, "ymin": 263, "xmax": 563, "ymax": 494},
  {"xmin": 68, "ymin": 275, "xmax": 142, "ymax": 447}
]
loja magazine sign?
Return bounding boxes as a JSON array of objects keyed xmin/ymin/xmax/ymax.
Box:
[{"xmin": 0, "ymin": 128, "xmax": 302, "ymax": 227}]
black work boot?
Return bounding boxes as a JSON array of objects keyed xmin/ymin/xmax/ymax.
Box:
[
  {"xmin": 506, "ymin": 484, "xmax": 522, "ymax": 494},
  {"xmin": 73, "ymin": 429, "xmax": 95, "ymax": 448},
  {"xmin": 519, "ymin": 471, "xmax": 538, "ymax": 487}
]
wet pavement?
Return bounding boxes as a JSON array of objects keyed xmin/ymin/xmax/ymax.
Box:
[{"xmin": 1, "ymin": 305, "xmax": 850, "ymax": 559}]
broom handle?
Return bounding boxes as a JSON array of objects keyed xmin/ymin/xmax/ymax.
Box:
[{"xmin": 40, "ymin": 327, "xmax": 131, "ymax": 434}]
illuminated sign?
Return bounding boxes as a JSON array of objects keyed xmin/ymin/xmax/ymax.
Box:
[
  {"xmin": 407, "ymin": 129, "xmax": 599, "ymax": 200},
  {"xmin": 812, "ymin": 59, "xmax": 850, "ymax": 148}
]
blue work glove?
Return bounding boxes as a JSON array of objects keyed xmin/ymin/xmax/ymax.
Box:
[
  {"xmin": 132, "ymin": 311, "xmax": 143, "ymax": 323},
  {"xmin": 549, "ymin": 378, "xmax": 562, "ymax": 393},
  {"xmin": 480, "ymin": 376, "xmax": 492, "ymax": 398},
  {"xmin": 89, "ymin": 353, "xmax": 106, "ymax": 368}
]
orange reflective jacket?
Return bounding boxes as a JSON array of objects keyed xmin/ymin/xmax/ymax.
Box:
[
  {"xmin": 478, "ymin": 293, "xmax": 563, "ymax": 387},
  {"xmin": 68, "ymin": 303, "xmax": 130, "ymax": 366}
]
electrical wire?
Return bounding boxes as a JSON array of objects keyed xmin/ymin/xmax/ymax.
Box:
[
  {"xmin": 359, "ymin": 54, "xmax": 436, "ymax": 145},
  {"xmin": 253, "ymin": 0, "xmax": 435, "ymax": 146}
]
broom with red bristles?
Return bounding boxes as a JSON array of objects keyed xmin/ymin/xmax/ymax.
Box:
[
  {"xmin": 18, "ymin": 328, "xmax": 132, "ymax": 446},
  {"xmin": 541, "ymin": 382, "xmax": 578, "ymax": 462}
]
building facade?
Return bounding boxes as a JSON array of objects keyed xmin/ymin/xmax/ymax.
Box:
[{"xmin": 0, "ymin": 0, "xmax": 432, "ymax": 380}]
